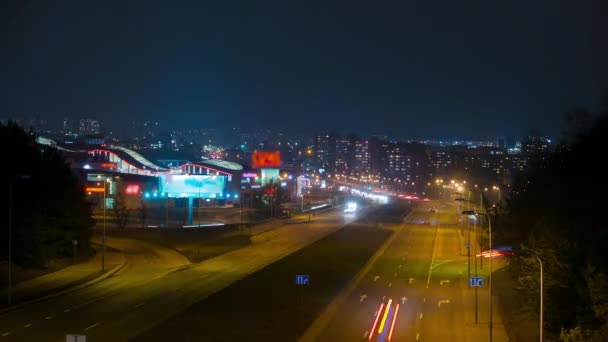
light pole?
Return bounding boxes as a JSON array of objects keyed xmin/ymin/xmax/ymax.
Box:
[
  {"xmin": 102, "ymin": 178, "xmax": 110, "ymax": 272},
  {"xmin": 8, "ymin": 174, "xmax": 30, "ymax": 305},
  {"xmin": 535, "ymin": 254, "xmax": 543, "ymax": 342},
  {"xmin": 492, "ymin": 185, "xmax": 501, "ymax": 203},
  {"xmin": 476, "ymin": 211, "xmax": 493, "ymax": 341}
]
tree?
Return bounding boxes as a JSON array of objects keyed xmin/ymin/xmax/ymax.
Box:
[
  {"xmin": 0, "ymin": 122, "xmax": 93, "ymax": 267},
  {"xmin": 112, "ymin": 191, "xmax": 130, "ymax": 229},
  {"xmin": 501, "ymin": 104, "xmax": 608, "ymax": 339}
]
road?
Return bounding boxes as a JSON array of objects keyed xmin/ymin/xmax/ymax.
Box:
[
  {"xmin": 315, "ymin": 201, "xmax": 509, "ymax": 341},
  {"xmin": 0, "ymin": 207, "xmax": 356, "ymax": 341}
]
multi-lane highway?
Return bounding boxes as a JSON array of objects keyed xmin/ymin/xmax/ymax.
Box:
[
  {"xmin": 0, "ymin": 208, "xmax": 356, "ymax": 341},
  {"xmin": 313, "ymin": 201, "xmax": 509, "ymax": 341}
]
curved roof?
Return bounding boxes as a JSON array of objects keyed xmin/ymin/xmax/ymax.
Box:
[
  {"xmin": 109, "ymin": 145, "xmax": 168, "ymax": 171},
  {"xmin": 200, "ymin": 159, "xmax": 243, "ymax": 171}
]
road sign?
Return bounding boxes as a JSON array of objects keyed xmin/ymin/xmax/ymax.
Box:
[
  {"xmin": 465, "ymin": 242, "xmax": 471, "ymax": 249},
  {"xmin": 469, "ymin": 277, "xmax": 483, "ymax": 287},
  {"xmin": 296, "ymin": 274, "xmax": 309, "ymax": 285},
  {"xmin": 66, "ymin": 335, "xmax": 87, "ymax": 342}
]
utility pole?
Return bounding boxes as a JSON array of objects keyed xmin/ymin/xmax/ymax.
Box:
[{"xmin": 489, "ymin": 215, "xmax": 493, "ymax": 342}]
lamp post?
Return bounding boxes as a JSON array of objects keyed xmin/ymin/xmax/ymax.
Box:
[
  {"xmin": 8, "ymin": 174, "xmax": 31, "ymax": 305},
  {"xmin": 476, "ymin": 211, "xmax": 493, "ymax": 341},
  {"xmin": 102, "ymin": 178, "xmax": 110, "ymax": 273}
]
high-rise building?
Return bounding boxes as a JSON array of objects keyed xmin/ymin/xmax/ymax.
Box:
[
  {"xmin": 79, "ymin": 118, "xmax": 101, "ymax": 135},
  {"xmin": 62, "ymin": 117, "xmax": 76, "ymax": 134},
  {"xmin": 369, "ymin": 137, "xmax": 390, "ymax": 175},
  {"xmin": 313, "ymin": 132, "xmax": 336, "ymax": 170},
  {"xmin": 353, "ymin": 140, "xmax": 370, "ymax": 173},
  {"xmin": 522, "ymin": 135, "xmax": 550, "ymax": 155}
]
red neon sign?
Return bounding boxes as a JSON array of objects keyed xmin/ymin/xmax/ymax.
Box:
[
  {"xmin": 125, "ymin": 184, "xmax": 141, "ymax": 195},
  {"xmin": 252, "ymin": 151, "xmax": 281, "ymax": 168}
]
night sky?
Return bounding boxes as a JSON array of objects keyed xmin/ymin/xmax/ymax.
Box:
[{"xmin": 1, "ymin": 0, "xmax": 606, "ymax": 139}]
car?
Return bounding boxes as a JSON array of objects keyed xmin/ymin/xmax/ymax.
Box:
[{"xmin": 278, "ymin": 210, "xmax": 292, "ymax": 219}]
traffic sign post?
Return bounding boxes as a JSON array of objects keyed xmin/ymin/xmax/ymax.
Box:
[
  {"xmin": 469, "ymin": 277, "xmax": 483, "ymax": 287},
  {"xmin": 296, "ymin": 275, "xmax": 309, "ymax": 285}
]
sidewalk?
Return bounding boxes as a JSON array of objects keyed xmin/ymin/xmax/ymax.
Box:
[
  {"xmin": 456, "ymin": 221, "xmax": 510, "ymax": 342},
  {"xmin": 0, "ymin": 244, "xmax": 125, "ymax": 310}
]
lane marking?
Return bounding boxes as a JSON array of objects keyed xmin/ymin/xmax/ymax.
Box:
[
  {"xmin": 387, "ymin": 304, "xmax": 400, "ymax": 341},
  {"xmin": 200, "ymin": 274, "xmax": 210, "ymax": 279},
  {"xmin": 24, "ymin": 324, "xmax": 31, "ymax": 328},
  {"xmin": 373, "ymin": 275, "xmax": 380, "ymax": 282},
  {"xmin": 419, "ymin": 313, "xmax": 423, "ymax": 319},
  {"xmin": 363, "ymin": 331, "xmax": 369, "ymax": 338},
  {"xmin": 423, "ymin": 297, "xmax": 426, "ymax": 303},
  {"xmin": 84, "ymin": 322, "xmax": 100, "ymax": 331},
  {"xmin": 426, "ymin": 220, "xmax": 441, "ymax": 288},
  {"xmin": 388, "ymin": 282, "xmax": 392, "ymax": 288},
  {"xmin": 45, "ymin": 316, "xmax": 52, "ymax": 320},
  {"xmin": 64, "ymin": 309, "xmax": 70, "ymax": 313},
  {"xmin": 1, "ymin": 332, "xmax": 10, "ymax": 337},
  {"xmin": 394, "ymin": 273, "xmax": 397, "ymax": 277},
  {"xmin": 378, "ymin": 299, "xmax": 393, "ymax": 334},
  {"xmin": 438, "ymin": 299, "xmax": 451, "ymax": 308},
  {"xmin": 400, "ymin": 296, "xmax": 408, "ymax": 304},
  {"xmin": 440, "ymin": 279, "xmax": 450, "ymax": 285},
  {"xmin": 360, "ymin": 294, "xmax": 367, "ymax": 302},
  {"xmin": 369, "ymin": 302, "xmax": 385, "ymax": 341},
  {"xmin": 416, "ymin": 332, "xmax": 420, "ymax": 340},
  {"xmin": 409, "ymin": 277, "xmax": 414, "ymax": 285},
  {"xmin": 134, "ymin": 302, "xmax": 146, "ymax": 309}
]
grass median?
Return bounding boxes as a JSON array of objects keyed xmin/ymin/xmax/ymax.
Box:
[{"xmin": 133, "ymin": 214, "xmax": 400, "ymax": 341}]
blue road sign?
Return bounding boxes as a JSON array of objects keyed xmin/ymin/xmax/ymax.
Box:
[
  {"xmin": 469, "ymin": 277, "xmax": 483, "ymax": 287},
  {"xmin": 296, "ymin": 275, "xmax": 310, "ymax": 285}
]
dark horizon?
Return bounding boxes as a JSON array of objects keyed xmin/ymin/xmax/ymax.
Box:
[{"xmin": 2, "ymin": 0, "xmax": 607, "ymax": 140}]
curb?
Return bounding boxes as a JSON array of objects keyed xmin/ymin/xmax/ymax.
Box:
[
  {"xmin": 0, "ymin": 254, "xmax": 127, "ymax": 316},
  {"xmin": 298, "ymin": 208, "xmax": 415, "ymax": 342}
]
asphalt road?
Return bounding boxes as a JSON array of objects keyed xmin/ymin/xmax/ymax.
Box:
[
  {"xmin": 0, "ymin": 208, "xmax": 356, "ymax": 341},
  {"xmin": 315, "ymin": 201, "xmax": 509, "ymax": 342}
]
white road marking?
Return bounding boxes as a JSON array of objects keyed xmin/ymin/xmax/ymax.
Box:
[
  {"xmin": 24, "ymin": 324, "xmax": 31, "ymax": 328},
  {"xmin": 1, "ymin": 332, "xmax": 10, "ymax": 337},
  {"xmin": 398, "ymin": 264, "xmax": 402, "ymax": 268},
  {"xmin": 363, "ymin": 330, "xmax": 369, "ymax": 338},
  {"xmin": 440, "ymin": 279, "xmax": 450, "ymax": 285},
  {"xmin": 373, "ymin": 275, "xmax": 380, "ymax": 282},
  {"xmin": 360, "ymin": 294, "xmax": 367, "ymax": 302},
  {"xmin": 423, "ymin": 297, "xmax": 426, "ymax": 303},
  {"xmin": 64, "ymin": 309, "xmax": 70, "ymax": 313},
  {"xmin": 134, "ymin": 302, "xmax": 146, "ymax": 308},
  {"xmin": 419, "ymin": 313, "xmax": 423, "ymax": 319},
  {"xmin": 409, "ymin": 277, "xmax": 415, "ymax": 285},
  {"xmin": 84, "ymin": 322, "xmax": 100, "ymax": 331},
  {"xmin": 438, "ymin": 299, "xmax": 451, "ymax": 308},
  {"xmin": 45, "ymin": 316, "xmax": 52, "ymax": 320},
  {"xmin": 200, "ymin": 274, "xmax": 210, "ymax": 279},
  {"xmin": 400, "ymin": 296, "xmax": 408, "ymax": 304},
  {"xmin": 426, "ymin": 221, "xmax": 441, "ymax": 288},
  {"xmin": 416, "ymin": 332, "xmax": 420, "ymax": 340},
  {"xmin": 394, "ymin": 273, "xmax": 397, "ymax": 277},
  {"xmin": 388, "ymin": 282, "xmax": 392, "ymax": 287}
]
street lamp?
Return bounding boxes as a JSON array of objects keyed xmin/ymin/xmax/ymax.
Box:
[
  {"xmin": 492, "ymin": 185, "xmax": 501, "ymax": 203},
  {"xmin": 7, "ymin": 174, "xmax": 31, "ymax": 305},
  {"xmin": 476, "ymin": 211, "xmax": 493, "ymax": 341},
  {"xmin": 102, "ymin": 178, "xmax": 110, "ymax": 272}
]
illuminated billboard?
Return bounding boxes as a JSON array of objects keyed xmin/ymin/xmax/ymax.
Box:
[
  {"xmin": 252, "ymin": 151, "xmax": 281, "ymax": 168},
  {"xmin": 261, "ymin": 168, "xmax": 279, "ymax": 186},
  {"xmin": 159, "ymin": 175, "xmax": 226, "ymax": 198}
]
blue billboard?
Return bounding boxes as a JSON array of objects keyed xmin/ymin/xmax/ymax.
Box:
[{"xmin": 159, "ymin": 175, "xmax": 226, "ymax": 198}]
